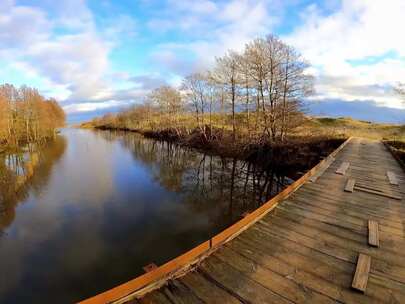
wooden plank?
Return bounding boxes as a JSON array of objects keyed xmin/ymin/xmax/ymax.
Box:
[
  {"xmin": 354, "ymin": 185, "xmax": 402, "ymax": 200},
  {"xmin": 214, "ymin": 246, "xmax": 337, "ymax": 304},
  {"xmin": 180, "ymin": 272, "xmax": 242, "ymax": 304},
  {"xmin": 336, "ymin": 162, "xmax": 350, "ymax": 175},
  {"xmin": 352, "ymin": 254, "xmax": 371, "ymax": 293},
  {"xmin": 278, "ymin": 199, "xmax": 405, "ymax": 238},
  {"xmin": 387, "ymin": 171, "xmax": 399, "ymax": 186},
  {"xmin": 138, "ymin": 292, "xmax": 172, "ymax": 304},
  {"xmin": 199, "ymin": 256, "xmax": 293, "ymax": 304},
  {"xmin": 244, "ymin": 223, "xmax": 405, "ymax": 297},
  {"xmin": 257, "ymin": 216, "xmax": 405, "ymax": 268},
  {"xmin": 368, "ymin": 220, "xmax": 379, "ymax": 247},
  {"xmin": 161, "ymin": 280, "xmax": 204, "ymax": 304},
  {"xmin": 229, "ymin": 237, "xmax": 399, "ymax": 304},
  {"xmin": 345, "ymin": 178, "xmax": 356, "ymax": 192}
]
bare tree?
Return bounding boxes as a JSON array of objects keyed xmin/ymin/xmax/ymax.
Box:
[
  {"xmin": 213, "ymin": 51, "xmax": 241, "ymax": 140},
  {"xmin": 148, "ymin": 86, "xmax": 183, "ymax": 128}
]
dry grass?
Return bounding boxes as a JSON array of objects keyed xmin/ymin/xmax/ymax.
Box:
[
  {"xmin": 81, "ymin": 113, "xmax": 404, "ymax": 142},
  {"xmin": 296, "ymin": 116, "xmax": 405, "ymax": 141}
]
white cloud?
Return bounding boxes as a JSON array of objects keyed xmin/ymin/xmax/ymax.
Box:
[
  {"xmin": 285, "ymin": 0, "xmax": 405, "ymax": 108},
  {"xmin": 0, "ymin": 4, "xmax": 50, "ymax": 50},
  {"xmin": 0, "ymin": 0, "xmax": 138, "ymax": 110},
  {"xmin": 150, "ymin": 0, "xmax": 278, "ymax": 74},
  {"xmin": 63, "ymin": 100, "xmax": 134, "ymax": 113},
  {"xmin": 1, "ymin": 0, "xmax": 404, "ymax": 116}
]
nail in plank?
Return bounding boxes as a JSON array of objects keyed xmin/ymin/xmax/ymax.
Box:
[
  {"xmin": 368, "ymin": 220, "xmax": 379, "ymax": 247},
  {"xmin": 143, "ymin": 263, "xmax": 158, "ymax": 273},
  {"xmin": 352, "ymin": 254, "xmax": 371, "ymax": 293}
]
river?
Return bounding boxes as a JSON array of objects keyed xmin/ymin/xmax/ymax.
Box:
[{"xmin": 0, "ymin": 128, "xmax": 285, "ymax": 303}]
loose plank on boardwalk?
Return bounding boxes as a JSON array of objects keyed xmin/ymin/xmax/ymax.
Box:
[
  {"xmin": 387, "ymin": 171, "xmax": 399, "ymax": 186},
  {"xmin": 345, "ymin": 179, "xmax": 356, "ymax": 192},
  {"xmin": 336, "ymin": 161, "xmax": 350, "ymax": 175},
  {"xmin": 354, "ymin": 185, "xmax": 402, "ymax": 200},
  {"xmin": 368, "ymin": 220, "xmax": 379, "ymax": 247},
  {"xmin": 352, "ymin": 254, "xmax": 371, "ymax": 293}
]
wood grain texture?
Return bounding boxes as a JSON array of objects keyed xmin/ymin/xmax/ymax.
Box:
[
  {"xmin": 336, "ymin": 161, "xmax": 350, "ymax": 175},
  {"xmin": 387, "ymin": 171, "xmax": 399, "ymax": 186},
  {"xmin": 368, "ymin": 220, "xmax": 379, "ymax": 247},
  {"xmin": 345, "ymin": 178, "xmax": 356, "ymax": 192},
  {"xmin": 352, "ymin": 254, "xmax": 371, "ymax": 293}
]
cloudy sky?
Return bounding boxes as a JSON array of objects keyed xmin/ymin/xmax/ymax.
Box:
[{"xmin": 1, "ymin": 0, "xmax": 404, "ymax": 122}]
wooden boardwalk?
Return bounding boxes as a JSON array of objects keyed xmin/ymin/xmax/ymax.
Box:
[{"xmin": 81, "ymin": 138, "xmax": 405, "ymax": 304}]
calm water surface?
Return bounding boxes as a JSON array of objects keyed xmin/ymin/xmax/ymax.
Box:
[{"xmin": 0, "ymin": 129, "xmax": 283, "ymax": 303}]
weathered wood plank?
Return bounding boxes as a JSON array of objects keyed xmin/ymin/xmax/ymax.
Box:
[
  {"xmin": 278, "ymin": 199, "xmax": 405, "ymax": 238},
  {"xmin": 199, "ymin": 256, "xmax": 293, "ymax": 304},
  {"xmin": 345, "ymin": 178, "xmax": 356, "ymax": 192},
  {"xmin": 352, "ymin": 254, "xmax": 371, "ymax": 293},
  {"xmin": 214, "ymin": 246, "xmax": 336, "ymax": 304},
  {"xmin": 229, "ymin": 237, "xmax": 399, "ymax": 304},
  {"xmin": 161, "ymin": 280, "xmax": 204, "ymax": 304},
  {"xmin": 387, "ymin": 171, "xmax": 399, "ymax": 186},
  {"xmin": 336, "ymin": 161, "xmax": 350, "ymax": 175},
  {"xmin": 368, "ymin": 220, "xmax": 379, "ymax": 248},
  {"xmin": 354, "ymin": 185, "xmax": 402, "ymax": 200},
  {"xmin": 179, "ymin": 271, "xmax": 241, "ymax": 304},
  {"xmin": 138, "ymin": 291, "xmax": 172, "ymax": 304},
  {"xmin": 243, "ymin": 224, "xmax": 405, "ymax": 297},
  {"xmin": 270, "ymin": 207, "xmax": 405, "ymax": 254},
  {"xmin": 259, "ymin": 214, "xmax": 405, "ymax": 265}
]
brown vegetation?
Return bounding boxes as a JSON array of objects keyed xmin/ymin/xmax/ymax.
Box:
[
  {"xmin": 384, "ymin": 140, "xmax": 405, "ymax": 169},
  {"xmin": 0, "ymin": 84, "xmax": 65, "ymax": 149},
  {"xmin": 82, "ymin": 34, "xmax": 319, "ymax": 157}
]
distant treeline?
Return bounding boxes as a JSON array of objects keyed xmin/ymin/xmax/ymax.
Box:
[
  {"xmin": 0, "ymin": 84, "xmax": 65, "ymax": 147},
  {"xmin": 88, "ymin": 34, "xmax": 313, "ymax": 143}
]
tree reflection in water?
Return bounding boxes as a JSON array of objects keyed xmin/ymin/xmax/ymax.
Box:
[
  {"xmin": 97, "ymin": 130, "xmax": 287, "ymax": 231},
  {"xmin": 0, "ymin": 136, "xmax": 67, "ymax": 235}
]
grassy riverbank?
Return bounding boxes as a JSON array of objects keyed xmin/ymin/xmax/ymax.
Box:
[
  {"xmin": 301, "ymin": 117, "xmax": 405, "ymax": 141},
  {"xmin": 81, "ymin": 113, "xmax": 405, "ymax": 176}
]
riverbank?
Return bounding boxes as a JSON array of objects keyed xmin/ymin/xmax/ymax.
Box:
[{"xmin": 86, "ymin": 123, "xmax": 345, "ymax": 181}]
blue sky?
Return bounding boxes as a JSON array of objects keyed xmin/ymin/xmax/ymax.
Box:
[{"xmin": 1, "ymin": 0, "xmax": 404, "ymax": 122}]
